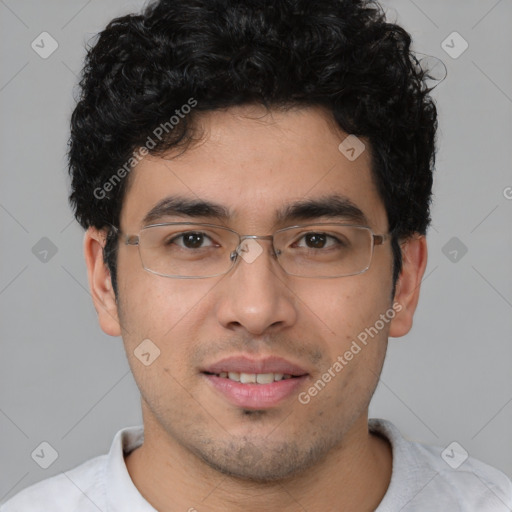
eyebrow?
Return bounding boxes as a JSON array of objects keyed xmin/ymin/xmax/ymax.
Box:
[{"xmin": 142, "ymin": 194, "xmax": 369, "ymax": 227}]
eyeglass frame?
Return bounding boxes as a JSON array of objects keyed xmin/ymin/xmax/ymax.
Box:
[{"xmin": 112, "ymin": 221, "xmax": 391, "ymax": 279}]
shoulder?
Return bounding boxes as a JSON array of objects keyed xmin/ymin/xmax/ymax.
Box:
[
  {"xmin": 0, "ymin": 454, "xmax": 107, "ymax": 512},
  {"xmin": 1, "ymin": 425, "xmax": 144, "ymax": 512},
  {"xmin": 412, "ymin": 440, "xmax": 512, "ymax": 509},
  {"xmin": 370, "ymin": 418, "xmax": 512, "ymax": 511}
]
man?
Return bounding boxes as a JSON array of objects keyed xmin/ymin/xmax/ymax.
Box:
[{"xmin": 3, "ymin": 0, "xmax": 511, "ymax": 510}]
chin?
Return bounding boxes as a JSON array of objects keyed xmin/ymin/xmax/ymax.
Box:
[{"xmin": 190, "ymin": 437, "xmax": 324, "ymax": 483}]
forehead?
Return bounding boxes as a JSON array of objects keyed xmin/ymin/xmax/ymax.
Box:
[{"xmin": 120, "ymin": 105, "xmax": 387, "ymax": 233}]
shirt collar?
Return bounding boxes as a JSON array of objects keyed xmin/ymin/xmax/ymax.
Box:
[{"xmin": 104, "ymin": 425, "xmax": 157, "ymax": 512}]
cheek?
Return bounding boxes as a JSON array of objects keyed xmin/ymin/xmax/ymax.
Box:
[
  {"xmin": 302, "ymin": 272, "xmax": 392, "ymax": 383},
  {"xmin": 116, "ymin": 277, "xmax": 206, "ymax": 414},
  {"xmin": 302, "ymin": 268, "xmax": 392, "ymax": 334},
  {"xmin": 116, "ymin": 268, "xmax": 220, "ymax": 382},
  {"xmin": 116, "ymin": 255, "xmax": 205, "ymax": 337}
]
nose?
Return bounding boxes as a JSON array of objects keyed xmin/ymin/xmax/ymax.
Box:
[{"xmin": 214, "ymin": 237, "xmax": 298, "ymax": 336}]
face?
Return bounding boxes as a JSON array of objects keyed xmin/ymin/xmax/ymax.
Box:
[{"xmin": 96, "ymin": 105, "xmax": 403, "ymax": 481}]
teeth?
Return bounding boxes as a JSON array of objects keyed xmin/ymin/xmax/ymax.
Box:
[
  {"xmin": 240, "ymin": 372, "xmax": 256, "ymax": 383},
  {"xmin": 256, "ymin": 373, "xmax": 274, "ymax": 384},
  {"xmin": 215, "ymin": 372, "xmax": 293, "ymax": 383}
]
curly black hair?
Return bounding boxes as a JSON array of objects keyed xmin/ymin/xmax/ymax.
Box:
[{"xmin": 68, "ymin": 0, "xmax": 439, "ymax": 297}]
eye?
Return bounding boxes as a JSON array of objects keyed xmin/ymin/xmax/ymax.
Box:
[
  {"xmin": 294, "ymin": 232, "xmax": 342, "ymax": 249},
  {"xmin": 168, "ymin": 231, "xmax": 215, "ymax": 249}
]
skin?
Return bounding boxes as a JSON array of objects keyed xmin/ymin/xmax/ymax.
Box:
[{"xmin": 84, "ymin": 105, "xmax": 427, "ymax": 511}]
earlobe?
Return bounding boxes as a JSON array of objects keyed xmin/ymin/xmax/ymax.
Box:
[
  {"xmin": 388, "ymin": 235, "xmax": 428, "ymax": 338},
  {"xmin": 83, "ymin": 227, "xmax": 122, "ymax": 337}
]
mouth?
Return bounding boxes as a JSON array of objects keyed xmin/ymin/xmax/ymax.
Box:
[
  {"xmin": 202, "ymin": 371, "xmax": 300, "ymax": 384},
  {"xmin": 200, "ymin": 355, "xmax": 309, "ymax": 409},
  {"xmin": 201, "ymin": 354, "xmax": 309, "ymax": 377}
]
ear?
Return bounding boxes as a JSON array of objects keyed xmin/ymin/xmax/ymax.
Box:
[
  {"xmin": 83, "ymin": 227, "xmax": 122, "ymax": 337},
  {"xmin": 388, "ymin": 235, "xmax": 428, "ymax": 338}
]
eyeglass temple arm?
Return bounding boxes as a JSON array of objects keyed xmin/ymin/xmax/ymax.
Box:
[
  {"xmin": 124, "ymin": 235, "xmax": 139, "ymax": 246},
  {"xmin": 106, "ymin": 224, "xmax": 139, "ymax": 246},
  {"xmin": 373, "ymin": 233, "xmax": 390, "ymax": 246}
]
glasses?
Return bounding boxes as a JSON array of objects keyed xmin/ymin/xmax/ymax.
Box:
[{"xmin": 117, "ymin": 222, "xmax": 390, "ymax": 279}]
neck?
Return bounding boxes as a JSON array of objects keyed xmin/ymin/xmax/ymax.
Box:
[{"xmin": 125, "ymin": 409, "xmax": 392, "ymax": 512}]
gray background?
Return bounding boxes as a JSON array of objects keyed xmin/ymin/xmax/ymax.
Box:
[{"xmin": 1, "ymin": 0, "xmax": 511, "ymax": 503}]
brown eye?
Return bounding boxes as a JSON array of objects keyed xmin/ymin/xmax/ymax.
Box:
[
  {"xmin": 294, "ymin": 232, "xmax": 341, "ymax": 249},
  {"xmin": 168, "ymin": 232, "xmax": 213, "ymax": 249},
  {"xmin": 304, "ymin": 233, "xmax": 328, "ymax": 249},
  {"xmin": 182, "ymin": 233, "xmax": 206, "ymax": 249}
]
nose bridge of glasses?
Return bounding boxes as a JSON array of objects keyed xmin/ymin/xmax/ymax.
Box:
[
  {"xmin": 231, "ymin": 234, "xmax": 280, "ymax": 262},
  {"xmin": 239, "ymin": 234, "xmax": 274, "ymax": 243}
]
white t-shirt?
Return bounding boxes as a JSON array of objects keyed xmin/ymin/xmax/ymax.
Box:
[{"xmin": 2, "ymin": 418, "xmax": 511, "ymax": 511}]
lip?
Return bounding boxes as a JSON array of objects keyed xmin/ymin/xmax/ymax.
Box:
[
  {"xmin": 201, "ymin": 355, "xmax": 309, "ymax": 409},
  {"xmin": 203, "ymin": 373, "xmax": 308, "ymax": 409},
  {"xmin": 201, "ymin": 355, "xmax": 309, "ymax": 376}
]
